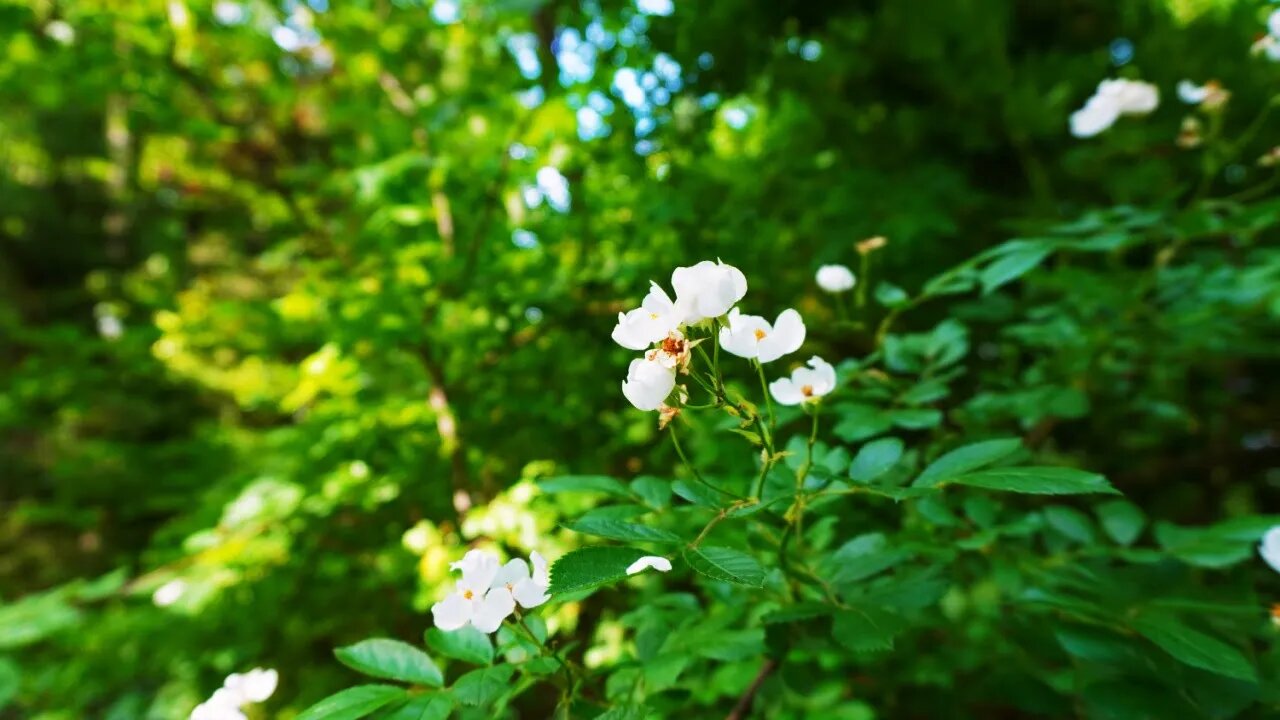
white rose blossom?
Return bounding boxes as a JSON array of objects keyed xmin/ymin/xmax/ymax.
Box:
[
  {"xmin": 626, "ymin": 555, "xmax": 672, "ymax": 575},
  {"xmin": 1260, "ymin": 526, "xmax": 1280, "ymax": 574},
  {"xmin": 718, "ymin": 308, "xmax": 806, "ymax": 363},
  {"xmin": 1069, "ymin": 79, "xmax": 1159, "ymax": 138},
  {"xmin": 769, "ymin": 356, "xmax": 836, "ymax": 405},
  {"xmin": 621, "ymin": 353, "xmax": 677, "ymax": 411},
  {"xmin": 670, "ymin": 259, "xmax": 747, "ymax": 323},
  {"xmin": 190, "ymin": 668, "xmax": 277, "ymax": 720},
  {"xmin": 815, "ymin": 264, "xmax": 856, "ymax": 293},
  {"xmin": 431, "ymin": 549, "xmax": 516, "ymax": 633},
  {"xmin": 611, "ymin": 282, "xmax": 682, "ymax": 350}
]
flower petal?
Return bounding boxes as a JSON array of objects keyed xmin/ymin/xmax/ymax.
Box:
[
  {"xmin": 758, "ymin": 309, "xmax": 805, "ymax": 363},
  {"xmin": 491, "ymin": 558, "xmax": 530, "ymax": 593},
  {"xmin": 452, "ymin": 549, "xmax": 501, "ymax": 592},
  {"xmin": 1261, "ymin": 526, "xmax": 1280, "ymax": 574},
  {"xmin": 625, "ymin": 555, "xmax": 673, "ymax": 575},
  {"xmin": 769, "ymin": 377, "xmax": 805, "ymax": 406},
  {"xmin": 512, "ymin": 578, "xmax": 550, "ymax": 608},
  {"xmin": 431, "ymin": 592, "xmax": 473, "ymax": 631},
  {"xmin": 471, "ymin": 589, "xmax": 516, "ymax": 633},
  {"xmin": 530, "ymin": 551, "xmax": 550, "ymax": 587}
]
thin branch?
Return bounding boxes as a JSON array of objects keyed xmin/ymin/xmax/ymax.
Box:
[{"xmin": 724, "ymin": 659, "xmax": 778, "ymax": 720}]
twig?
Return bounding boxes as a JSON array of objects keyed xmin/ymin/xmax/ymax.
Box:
[{"xmin": 724, "ymin": 659, "xmax": 778, "ymax": 720}]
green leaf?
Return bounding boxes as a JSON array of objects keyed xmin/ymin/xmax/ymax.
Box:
[
  {"xmin": 913, "ymin": 438, "xmax": 1023, "ymax": 488},
  {"xmin": 832, "ymin": 607, "xmax": 905, "ymax": 653},
  {"xmin": 874, "ymin": 282, "xmax": 909, "ymax": 307},
  {"xmin": 562, "ymin": 519, "xmax": 681, "ymax": 544},
  {"xmin": 334, "ymin": 639, "xmax": 443, "ymax": 687},
  {"xmin": 631, "ymin": 476, "xmax": 671, "ymax": 510},
  {"xmin": 547, "ymin": 546, "xmax": 651, "ymax": 595},
  {"xmin": 297, "ymin": 685, "xmax": 407, "ymax": 720},
  {"xmin": 1043, "ymin": 506, "xmax": 1096, "ymax": 544},
  {"xmin": 379, "ymin": 694, "xmax": 455, "ymax": 720},
  {"xmin": 594, "ymin": 706, "xmax": 649, "ymax": 720},
  {"xmin": 1096, "ymin": 499, "xmax": 1146, "ymax": 546},
  {"xmin": 887, "ymin": 408, "xmax": 942, "ymax": 430},
  {"xmin": 848, "ymin": 438, "xmax": 904, "ymax": 482},
  {"xmin": 683, "ymin": 546, "xmax": 765, "ymax": 587},
  {"xmin": 0, "ymin": 593, "xmax": 82, "ymax": 650},
  {"xmin": 671, "ymin": 479, "xmax": 731, "ymax": 507},
  {"xmin": 1130, "ymin": 613, "xmax": 1256, "ymax": 681},
  {"xmin": 424, "ymin": 626, "xmax": 493, "ymax": 665},
  {"xmin": 538, "ymin": 475, "xmax": 633, "ymax": 498},
  {"xmin": 946, "ymin": 467, "xmax": 1119, "ymax": 495},
  {"xmin": 825, "ymin": 533, "xmax": 913, "ymax": 586},
  {"xmin": 980, "ymin": 243, "xmax": 1053, "ymax": 294},
  {"xmin": 452, "ymin": 664, "xmax": 516, "ymax": 706},
  {"xmin": 0, "ymin": 658, "xmax": 18, "ymax": 711}
]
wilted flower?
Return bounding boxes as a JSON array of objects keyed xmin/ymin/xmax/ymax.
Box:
[
  {"xmin": 190, "ymin": 668, "xmax": 277, "ymax": 720},
  {"xmin": 670, "ymin": 260, "xmax": 747, "ymax": 323},
  {"xmin": 1259, "ymin": 146, "xmax": 1280, "ymax": 167},
  {"xmin": 718, "ymin": 308, "xmax": 806, "ymax": 363},
  {"xmin": 612, "ymin": 282, "xmax": 681, "ymax": 350},
  {"xmin": 769, "ymin": 356, "xmax": 836, "ymax": 405},
  {"xmin": 857, "ymin": 236, "xmax": 887, "ymax": 254},
  {"xmin": 1177, "ymin": 80, "xmax": 1229, "ymax": 110},
  {"xmin": 1069, "ymin": 79, "xmax": 1159, "ymax": 138},
  {"xmin": 657, "ymin": 403, "xmax": 681, "ymax": 430},
  {"xmin": 431, "ymin": 549, "xmax": 516, "ymax": 633},
  {"xmin": 1260, "ymin": 527, "xmax": 1280, "ymax": 574},
  {"xmin": 815, "ymin": 264, "xmax": 856, "ymax": 293},
  {"xmin": 625, "ymin": 555, "xmax": 672, "ymax": 575},
  {"xmin": 621, "ymin": 353, "xmax": 677, "ymax": 411},
  {"xmin": 648, "ymin": 331, "xmax": 693, "ymax": 372}
]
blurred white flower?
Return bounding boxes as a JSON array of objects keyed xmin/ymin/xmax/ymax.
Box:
[
  {"xmin": 1177, "ymin": 80, "xmax": 1229, "ymax": 110},
  {"xmin": 612, "ymin": 282, "xmax": 681, "ymax": 350},
  {"xmin": 1260, "ymin": 526, "xmax": 1280, "ymax": 573},
  {"xmin": 213, "ymin": 1, "xmax": 246, "ymax": 25},
  {"xmin": 431, "ymin": 549, "xmax": 517, "ymax": 633},
  {"xmin": 492, "ymin": 551, "xmax": 551, "ymax": 608},
  {"xmin": 718, "ymin": 308, "xmax": 806, "ymax": 363},
  {"xmin": 621, "ymin": 354, "xmax": 676, "ymax": 411},
  {"xmin": 1069, "ymin": 79, "xmax": 1158, "ymax": 138},
  {"xmin": 670, "ymin": 260, "xmax": 747, "ymax": 323},
  {"xmin": 626, "ymin": 555, "xmax": 672, "ymax": 575},
  {"xmin": 1253, "ymin": 14, "xmax": 1280, "ymax": 61},
  {"xmin": 152, "ymin": 579, "xmax": 187, "ymax": 607},
  {"xmin": 190, "ymin": 668, "xmax": 277, "ymax": 720},
  {"xmin": 44, "ymin": 20, "xmax": 75, "ymax": 45},
  {"xmin": 1270, "ymin": 8, "xmax": 1280, "ymax": 38},
  {"xmin": 815, "ymin": 264, "xmax": 856, "ymax": 293},
  {"xmin": 769, "ymin": 356, "xmax": 836, "ymax": 405},
  {"xmin": 97, "ymin": 314, "xmax": 124, "ymax": 340}
]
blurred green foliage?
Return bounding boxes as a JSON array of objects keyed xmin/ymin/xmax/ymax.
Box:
[{"xmin": 2, "ymin": 0, "xmax": 1280, "ymax": 717}]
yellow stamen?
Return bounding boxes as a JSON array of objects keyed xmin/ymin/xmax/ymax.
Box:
[
  {"xmin": 463, "ymin": 590, "xmax": 474, "ymax": 600},
  {"xmin": 801, "ymin": 385, "xmax": 814, "ymax": 397},
  {"xmin": 753, "ymin": 329, "xmax": 767, "ymax": 341}
]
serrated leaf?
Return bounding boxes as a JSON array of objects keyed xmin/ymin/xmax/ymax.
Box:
[
  {"xmin": 762, "ymin": 602, "xmax": 833, "ymax": 624},
  {"xmin": 671, "ymin": 479, "xmax": 733, "ymax": 507},
  {"xmin": 683, "ymin": 546, "xmax": 764, "ymax": 587},
  {"xmin": 547, "ymin": 546, "xmax": 651, "ymax": 595},
  {"xmin": 980, "ymin": 243, "xmax": 1053, "ymax": 294},
  {"xmin": 424, "ymin": 626, "xmax": 492, "ymax": 665},
  {"xmin": 824, "ymin": 533, "xmax": 911, "ymax": 585},
  {"xmin": 562, "ymin": 519, "xmax": 681, "ymax": 544},
  {"xmin": 296, "ymin": 685, "xmax": 406, "ymax": 720},
  {"xmin": 832, "ymin": 607, "xmax": 905, "ymax": 653},
  {"xmin": 334, "ymin": 639, "xmax": 443, "ymax": 687},
  {"xmin": 1096, "ymin": 500, "xmax": 1145, "ymax": 546},
  {"xmin": 452, "ymin": 664, "xmax": 516, "ymax": 706},
  {"xmin": 946, "ymin": 467, "xmax": 1118, "ymax": 495},
  {"xmin": 1131, "ymin": 613, "xmax": 1256, "ymax": 681},
  {"xmin": 379, "ymin": 694, "xmax": 455, "ymax": 720},
  {"xmin": 913, "ymin": 438, "xmax": 1023, "ymax": 488},
  {"xmin": 849, "ymin": 438, "xmax": 904, "ymax": 482},
  {"xmin": 538, "ymin": 475, "xmax": 633, "ymax": 498},
  {"xmin": 630, "ymin": 476, "xmax": 671, "ymax": 510}
]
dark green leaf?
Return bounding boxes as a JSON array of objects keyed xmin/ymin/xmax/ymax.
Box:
[
  {"xmin": 547, "ymin": 546, "xmax": 651, "ymax": 595},
  {"xmin": 1096, "ymin": 499, "xmax": 1146, "ymax": 546},
  {"xmin": 980, "ymin": 243, "xmax": 1053, "ymax": 294},
  {"xmin": 832, "ymin": 607, "xmax": 905, "ymax": 653},
  {"xmin": 946, "ymin": 467, "xmax": 1118, "ymax": 495},
  {"xmin": 683, "ymin": 546, "xmax": 765, "ymax": 587},
  {"xmin": 848, "ymin": 438, "xmax": 904, "ymax": 482},
  {"xmin": 297, "ymin": 685, "xmax": 407, "ymax": 720},
  {"xmin": 538, "ymin": 475, "xmax": 633, "ymax": 498},
  {"xmin": 379, "ymin": 694, "xmax": 455, "ymax": 720},
  {"xmin": 1043, "ymin": 506, "xmax": 1096, "ymax": 544},
  {"xmin": 562, "ymin": 519, "xmax": 681, "ymax": 544},
  {"xmin": 452, "ymin": 664, "xmax": 516, "ymax": 706},
  {"xmin": 334, "ymin": 639, "xmax": 443, "ymax": 687},
  {"xmin": 424, "ymin": 626, "xmax": 493, "ymax": 666},
  {"xmin": 1131, "ymin": 612, "xmax": 1256, "ymax": 681},
  {"xmin": 914, "ymin": 438, "xmax": 1023, "ymax": 488}
]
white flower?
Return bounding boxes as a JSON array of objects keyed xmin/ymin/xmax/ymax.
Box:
[
  {"xmin": 491, "ymin": 551, "xmax": 551, "ymax": 609},
  {"xmin": 718, "ymin": 308, "xmax": 806, "ymax": 363},
  {"xmin": 670, "ymin": 260, "xmax": 747, "ymax": 323},
  {"xmin": 815, "ymin": 264, "xmax": 856, "ymax": 293},
  {"xmin": 626, "ymin": 555, "xmax": 672, "ymax": 575},
  {"xmin": 223, "ymin": 668, "xmax": 278, "ymax": 704},
  {"xmin": 769, "ymin": 356, "xmax": 836, "ymax": 405},
  {"xmin": 190, "ymin": 668, "xmax": 277, "ymax": 720},
  {"xmin": 1270, "ymin": 8, "xmax": 1280, "ymax": 39},
  {"xmin": 152, "ymin": 579, "xmax": 186, "ymax": 607},
  {"xmin": 1069, "ymin": 79, "xmax": 1159, "ymax": 138},
  {"xmin": 621, "ymin": 354, "xmax": 676, "ymax": 411},
  {"xmin": 611, "ymin": 282, "xmax": 681, "ymax": 350},
  {"xmin": 1177, "ymin": 80, "xmax": 1229, "ymax": 109},
  {"xmin": 44, "ymin": 20, "xmax": 75, "ymax": 45},
  {"xmin": 431, "ymin": 549, "xmax": 516, "ymax": 633},
  {"xmin": 1260, "ymin": 527, "xmax": 1280, "ymax": 574}
]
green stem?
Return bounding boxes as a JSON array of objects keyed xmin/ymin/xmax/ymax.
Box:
[
  {"xmin": 512, "ymin": 614, "xmax": 580, "ymax": 691},
  {"xmin": 856, "ymin": 253, "xmax": 870, "ymax": 309},
  {"xmin": 670, "ymin": 425, "xmax": 743, "ymax": 500},
  {"xmin": 754, "ymin": 359, "xmax": 776, "ymax": 436}
]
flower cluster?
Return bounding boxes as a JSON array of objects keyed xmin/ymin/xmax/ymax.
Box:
[
  {"xmin": 613, "ymin": 260, "xmax": 811, "ymax": 413},
  {"xmin": 1251, "ymin": 10, "xmax": 1280, "ymax": 60},
  {"xmin": 1069, "ymin": 78, "xmax": 1159, "ymax": 138},
  {"xmin": 431, "ymin": 549, "xmax": 549, "ymax": 634},
  {"xmin": 190, "ymin": 668, "xmax": 277, "ymax": 720},
  {"xmin": 1177, "ymin": 79, "xmax": 1229, "ymax": 111}
]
